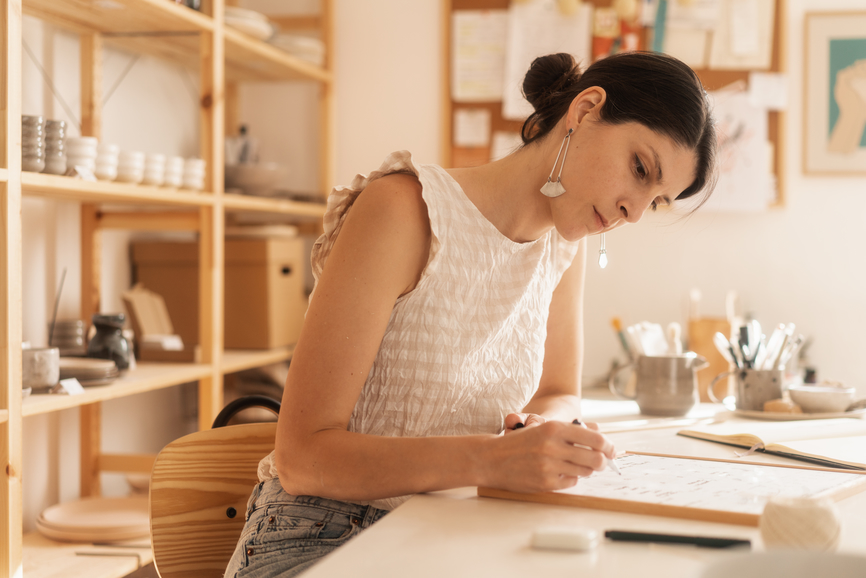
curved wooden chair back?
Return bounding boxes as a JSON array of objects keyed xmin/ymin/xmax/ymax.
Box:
[{"xmin": 149, "ymin": 422, "xmax": 277, "ymax": 578}]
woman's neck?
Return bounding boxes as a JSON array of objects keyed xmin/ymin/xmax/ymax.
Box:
[{"xmin": 447, "ymin": 139, "xmax": 558, "ymax": 244}]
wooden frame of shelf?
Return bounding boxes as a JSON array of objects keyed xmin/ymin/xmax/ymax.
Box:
[{"xmin": 3, "ymin": 0, "xmax": 334, "ymax": 576}]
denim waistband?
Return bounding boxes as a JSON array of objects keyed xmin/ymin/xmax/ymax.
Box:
[{"xmin": 250, "ymin": 477, "xmax": 387, "ymax": 526}]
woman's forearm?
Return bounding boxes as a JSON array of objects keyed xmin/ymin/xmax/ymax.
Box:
[{"xmin": 275, "ymin": 428, "xmax": 492, "ymax": 502}]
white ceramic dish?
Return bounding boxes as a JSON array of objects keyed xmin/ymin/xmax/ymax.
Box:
[
  {"xmin": 226, "ymin": 17, "xmax": 275, "ymax": 40},
  {"xmin": 225, "ymin": 162, "xmax": 288, "ymax": 196},
  {"xmin": 700, "ymin": 551, "xmax": 866, "ymax": 578},
  {"xmin": 732, "ymin": 407, "xmax": 866, "ymax": 421},
  {"xmin": 225, "ymin": 6, "xmax": 270, "ymax": 22},
  {"xmin": 788, "ymin": 383, "xmax": 856, "ymax": 413}
]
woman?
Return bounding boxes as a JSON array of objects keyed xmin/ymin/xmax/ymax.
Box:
[{"xmin": 226, "ymin": 51, "xmax": 716, "ymax": 577}]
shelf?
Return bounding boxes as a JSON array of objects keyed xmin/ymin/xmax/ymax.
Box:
[
  {"xmin": 23, "ymin": 0, "xmax": 331, "ymax": 84},
  {"xmin": 0, "ymin": 409, "xmax": 8, "ymax": 424},
  {"xmin": 223, "ymin": 192, "xmax": 327, "ymax": 217},
  {"xmin": 22, "ymin": 172, "xmax": 214, "ymax": 207},
  {"xmin": 22, "ymin": 361, "xmax": 211, "ymax": 416},
  {"xmin": 0, "ymin": 167, "xmax": 8, "ymax": 182},
  {"xmin": 24, "ymin": 531, "xmax": 153, "ymax": 578},
  {"xmin": 224, "ymin": 28, "xmax": 332, "ymax": 83},
  {"xmin": 222, "ymin": 346, "xmax": 295, "ymax": 374}
]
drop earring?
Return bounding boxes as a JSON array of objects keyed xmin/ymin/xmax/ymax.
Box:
[
  {"xmin": 598, "ymin": 233, "xmax": 608, "ymax": 269},
  {"xmin": 540, "ymin": 128, "xmax": 573, "ymax": 198}
]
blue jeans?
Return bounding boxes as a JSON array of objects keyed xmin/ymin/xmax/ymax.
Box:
[{"xmin": 225, "ymin": 477, "xmax": 389, "ymax": 577}]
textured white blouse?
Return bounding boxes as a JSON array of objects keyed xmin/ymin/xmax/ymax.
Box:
[{"xmin": 259, "ymin": 151, "xmax": 581, "ymax": 510}]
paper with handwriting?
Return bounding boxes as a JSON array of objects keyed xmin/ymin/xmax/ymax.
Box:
[{"xmin": 558, "ymin": 454, "xmax": 866, "ymax": 516}]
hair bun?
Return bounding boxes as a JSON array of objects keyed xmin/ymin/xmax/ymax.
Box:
[{"xmin": 522, "ymin": 53, "xmax": 580, "ymax": 110}]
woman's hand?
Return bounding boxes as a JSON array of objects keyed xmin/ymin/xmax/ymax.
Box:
[
  {"xmin": 503, "ymin": 412, "xmax": 546, "ymax": 432},
  {"xmin": 481, "ymin": 420, "xmax": 615, "ymax": 494}
]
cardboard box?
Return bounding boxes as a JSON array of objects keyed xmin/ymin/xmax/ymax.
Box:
[
  {"xmin": 131, "ymin": 237, "xmax": 306, "ymax": 352},
  {"xmin": 122, "ymin": 284, "xmax": 199, "ymax": 362}
]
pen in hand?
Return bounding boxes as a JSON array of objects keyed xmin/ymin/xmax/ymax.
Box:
[{"xmin": 573, "ymin": 419, "xmax": 621, "ymax": 476}]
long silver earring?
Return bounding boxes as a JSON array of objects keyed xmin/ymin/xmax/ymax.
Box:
[
  {"xmin": 540, "ymin": 128, "xmax": 573, "ymax": 198},
  {"xmin": 598, "ymin": 233, "xmax": 608, "ymax": 269}
]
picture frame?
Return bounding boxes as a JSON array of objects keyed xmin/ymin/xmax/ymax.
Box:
[{"xmin": 803, "ymin": 11, "xmax": 866, "ymax": 175}]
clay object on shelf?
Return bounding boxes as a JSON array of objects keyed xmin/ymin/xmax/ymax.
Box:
[{"xmin": 86, "ymin": 313, "xmax": 131, "ymax": 370}]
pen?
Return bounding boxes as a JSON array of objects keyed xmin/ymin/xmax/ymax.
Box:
[
  {"xmin": 572, "ymin": 420, "xmax": 621, "ymax": 476},
  {"xmin": 604, "ymin": 530, "xmax": 751, "ymax": 549}
]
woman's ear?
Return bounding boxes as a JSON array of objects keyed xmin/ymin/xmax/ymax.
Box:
[{"xmin": 569, "ymin": 87, "xmax": 607, "ymax": 126}]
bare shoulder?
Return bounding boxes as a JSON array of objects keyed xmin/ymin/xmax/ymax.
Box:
[
  {"xmin": 328, "ymin": 172, "xmax": 431, "ymax": 295},
  {"xmin": 349, "ymin": 172, "xmax": 427, "ymax": 226}
]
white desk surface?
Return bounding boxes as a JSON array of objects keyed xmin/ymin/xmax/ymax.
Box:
[{"xmin": 301, "ymin": 397, "xmax": 866, "ymax": 578}]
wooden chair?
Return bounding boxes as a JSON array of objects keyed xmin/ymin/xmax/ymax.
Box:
[{"xmin": 150, "ymin": 397, "xmax": 279, "ymax": 578}]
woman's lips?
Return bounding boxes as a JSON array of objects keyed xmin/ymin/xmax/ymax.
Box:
[{"xmin": 594, "ymin": 208, "xmax": 608, "ymax": 232}]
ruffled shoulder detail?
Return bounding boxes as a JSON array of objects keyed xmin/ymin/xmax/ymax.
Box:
[{"xmin": 310, "ymin": 151, "xmax": 422, "ymax": 286}]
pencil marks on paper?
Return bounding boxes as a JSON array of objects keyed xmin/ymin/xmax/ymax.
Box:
[{"xmin": 559, "ymin": 454, "xmax": 865, "ymax": 516}]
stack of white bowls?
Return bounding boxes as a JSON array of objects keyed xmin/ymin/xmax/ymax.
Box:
[
  {"xmin": 43, "ymin": 120, "xmax": 67, "ymax": 175},
  {"xmin": 94, "ymin": 143, "xmax": 119, "ymax": 181},
  {"xmin": 143, "ymin": 153, "xmax": 166, "ymax": 186},
  {"xmin": 117, "ymin": 151, "xmax": 145, "ymax": 184},
  {"xmin": 66, "ymin": 137, "xmax": 98, "ymax": 174},
  {"xmin": 22, "ymin": 115, "xmax": 45, "ymax": 173},
  {"xmin": 164, "ymin": 156, "xmax": 184, "ymax": 188},
  {"xmin": 182, "ymin": 158, "xmax": 206, "ymax": 190}
]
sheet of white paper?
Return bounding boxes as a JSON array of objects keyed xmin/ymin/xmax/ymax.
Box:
[
  {"xmin": 490, "ymin": 131, "xmax": 523, "ymax": 162},
  {"xmin": 663, "ymin": 27, "xmax": 710, "ymax": 68},
  {"xmin": 558, "ymin": 454, "xmax": 866, "ymax": 516},
  {"xmin": 709, "ymin": 0, "xmax": 774, "ymax": 70},
  {"xmin": 749, "ymin": 72, "xmax": 788, "ymax": 111},
  {"xmin": 728, "ymin": 0, "xmax": 759, "ymax": 55},
  {"xmin": 665, "ymin": 0, "xmax": 721, "ymax": 30},
  {"xmin": 502, "ymin": 0, "xmax": 592, "ymax": 121},
  {"xmin": 453, "ymin": 108, "xmax": 492, "ymax": 147},
  {"xmin": 640, "ymin": 0, "xmax": 658, "ymax": 26},
  {"xmin": 700, "ymin": 89, "xmax": 773, "ymax": 212},
  {"xmin": 452, "ymin": 10, "xmax": 509, "ymax": 102}
]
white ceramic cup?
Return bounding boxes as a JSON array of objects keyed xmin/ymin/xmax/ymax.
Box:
[{"xmin": 22, "ymin": 347, "xmax": 60, "ymax": 390}]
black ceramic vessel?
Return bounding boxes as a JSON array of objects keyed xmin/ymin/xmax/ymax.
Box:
[{"xmin": 86, "ymin": 313, "xmax": 131, "ymax": 370}]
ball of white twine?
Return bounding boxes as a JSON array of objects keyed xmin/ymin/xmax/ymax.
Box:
[{"xmin": 760, "ymin": 496, "xmax": 842, "ymax": 551}]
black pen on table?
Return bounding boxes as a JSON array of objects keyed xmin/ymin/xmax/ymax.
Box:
[
  {"xmin": 605, "ymin": 530, "xmax": 751, "ymax": 549},
  {"xmin": 573, "ymin": 419, "xmax": 621, "ymax": 476}
]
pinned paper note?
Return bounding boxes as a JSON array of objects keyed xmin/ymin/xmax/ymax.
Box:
[
  {"xmin": 502, "ymin": 0, "xmax": 592, "ymax": 120},
  {"xmin": 748, "ymin": 72, "xmax": 788, "ymax": 111},
  {"xmin": 453, "ymin": 109, "xmax": 492, "ymax": 147},
  {"xmin": 451, "ymin": 10, "xmax": 508, "ymax": 102},
  {"xmin": 709, "ymin": 0, "xmax": 774, "ymax": 70}
]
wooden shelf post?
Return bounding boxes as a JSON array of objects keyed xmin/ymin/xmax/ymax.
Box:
[
  {"xmin": 198, "ymin": 0, "xmax": 225, "ymax": 429},
  {"xmin": 1, "ymin": 0, "xmax": 23, "ymax": 573}
]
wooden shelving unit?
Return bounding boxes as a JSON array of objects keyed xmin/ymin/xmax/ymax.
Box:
[{"xmin": 1, "ymin": 0, "xmax": 334, "ymax": 575}]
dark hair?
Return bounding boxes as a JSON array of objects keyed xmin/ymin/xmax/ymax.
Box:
[{"xmin": 521, "ymin": 52, "xmax": 717, "ymax": 205}]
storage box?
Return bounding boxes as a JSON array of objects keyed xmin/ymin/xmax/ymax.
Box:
[
  {"xmin": 131, "ymin": 237, "xmax": 306, "ymax": 352},
  {"xmin": 122, "ymin": 284, "xmax": 198, "ymax": 362}
]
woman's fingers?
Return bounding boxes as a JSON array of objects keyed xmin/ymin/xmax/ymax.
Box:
[
  {"xmin": 486, "ymin": 420, "xmax": 616, "ymax": 493},
  {"xmin": 503, "ymin": 412, "xmax": 546, "ymax": 433}
]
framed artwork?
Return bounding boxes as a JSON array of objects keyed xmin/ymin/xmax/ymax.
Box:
[{"xmin": 803, "ymin": 11, "xmax": 866, "ymax": 175}]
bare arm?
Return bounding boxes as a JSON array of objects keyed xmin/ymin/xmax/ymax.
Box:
[{"xmin": 275, "ymin": 178, "xmax": 612, "ymax": 501}]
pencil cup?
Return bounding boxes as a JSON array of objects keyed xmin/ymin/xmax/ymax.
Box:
[
  {"xmin": 708, "ymin": 368, "xmax": 784, "ymax": 411},
  {"xmin": 609, "ymin": 354, "xmax": 708, "ymax": 417}
]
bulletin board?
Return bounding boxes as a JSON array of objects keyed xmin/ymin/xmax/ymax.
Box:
[{"xmin": 442, "ymin": 0, "xmax": 787, "ymax": 207}]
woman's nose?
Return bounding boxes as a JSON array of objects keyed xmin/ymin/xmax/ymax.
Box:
[{"xmin": 618, "ymin": 198, "xmax": 651, "ymax": 224}]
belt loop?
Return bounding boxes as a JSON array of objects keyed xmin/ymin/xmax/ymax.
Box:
[{"xmin": 361, "ymin": 505, "xmax": 378, "ymax": 527}]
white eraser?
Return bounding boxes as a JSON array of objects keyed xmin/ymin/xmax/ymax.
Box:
[{"xmin": 531, "ymin": 526, "xmax": 599, "ymax": 552}]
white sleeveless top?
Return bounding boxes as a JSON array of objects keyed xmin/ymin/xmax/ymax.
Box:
[{"xmin": 259, "ymin": 151, "xmax": 581, "ymax": 510}]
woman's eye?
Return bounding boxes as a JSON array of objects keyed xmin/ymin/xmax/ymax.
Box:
[{"xmin": 634, "ymin": 155, "xmax": 647, "ymax": 178}]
